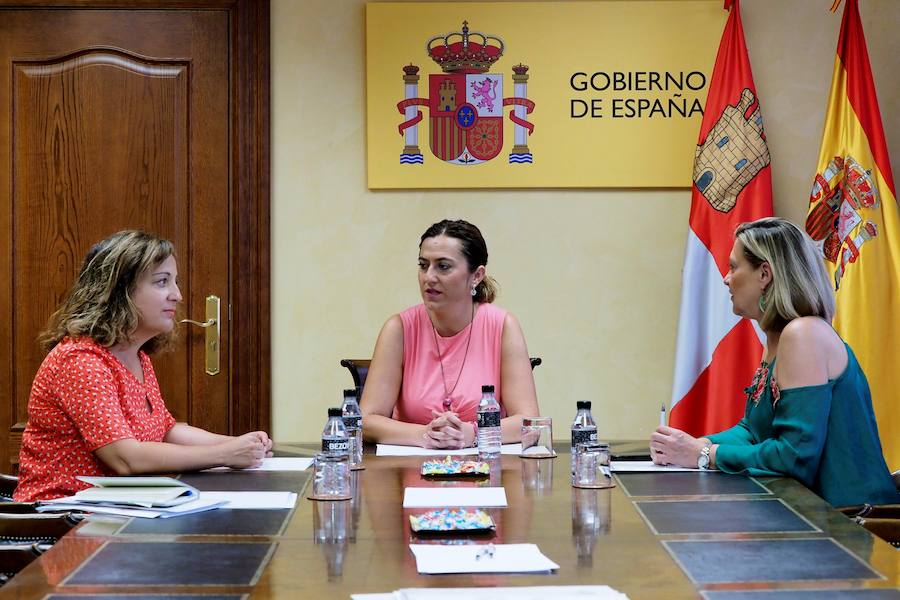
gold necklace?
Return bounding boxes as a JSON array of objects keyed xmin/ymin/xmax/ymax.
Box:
[{"xmin": 429, "ymin": 302, "xmax": 476, "ymax": 411}]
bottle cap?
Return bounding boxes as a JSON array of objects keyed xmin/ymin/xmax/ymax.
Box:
[
  {"xmin": 576, "ymin": 400, "xmax": 589, "ymax": 410},
  {"xmin": 343, "ymin": 389, "xmax": 357, "ymax": 398},
  {"xmin": 481, "ymin": 385, "xmax": 495, "ymax": 393},
  {"xmin": 328, "ymin": 407, "xmax": 342, "ymax": 417}
]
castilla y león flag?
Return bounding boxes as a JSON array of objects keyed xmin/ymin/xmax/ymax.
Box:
[
  {"xmin": 805, "ymin": 0, "xmax": 899, "ymax": 469},
  {"xmin": 670, "ymin": 0, "xmax": 773, "ymax": 437}
]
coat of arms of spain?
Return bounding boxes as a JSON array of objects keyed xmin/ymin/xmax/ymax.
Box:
[
  {"xmin": 396, "ymin": 21, "xmax": 535, "ymax": 165},
  {"xmin": 806, "ymin": 155, "xmax": 881, "ymax": 291}
]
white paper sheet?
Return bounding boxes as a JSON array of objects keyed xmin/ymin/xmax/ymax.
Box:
[
  {"xmin": 402, "ymin": 487, "xmax": 507, "ymax": 508},
  {"xmin": 376, "ymin": 444, "xmax": 522, "ymax": 456},
  {"xmin": 409, "ymin": 544, "xmax": 558, "ymax": 574},
  {"xmin": 610, "ymin": 460, "xmax": 699, "ymax": 472},
  {"xmin": 392, "ymin": 586, "xmax": 629, "ymax": 600},
  {"xmin": 197, "ymin": 491, "xmax": 298, "ymax": 509},
  {"xmin": 352, "ymin": 586, "xmax": 630, "ymax": 600},
  {"xmin": 202, "ymin": 457, "xmax": 314, "ymax": 472}
]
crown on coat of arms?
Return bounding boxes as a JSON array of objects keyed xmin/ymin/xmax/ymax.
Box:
[{"xmin": 426, "ymin": 21, "xmax": 505, "ymax": 73}]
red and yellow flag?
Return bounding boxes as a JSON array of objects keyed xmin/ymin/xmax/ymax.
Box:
[
  {"xmin": 806, "ymin": 0, "xmax": 900, "ymax": 469},
  {"xmin": 670, "ymin": 0, "xmax": 773, "ymax": 436}
]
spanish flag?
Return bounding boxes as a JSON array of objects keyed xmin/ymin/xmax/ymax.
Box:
[{"xmin": 806, "ymin": 0, "xmax": 900, "ymax": 469}]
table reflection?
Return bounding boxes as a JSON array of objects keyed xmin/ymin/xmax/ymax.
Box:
[
  {"xmin": 312, "ymin": 495, "xmax": 354, "ymax": 579},
  {"xmin": 521, "ymin": 456, "xmax": 554, "ymax": 495},
  {"xmin": 571, "ymin": 487, "xmax": 611, "ymax": 567}
]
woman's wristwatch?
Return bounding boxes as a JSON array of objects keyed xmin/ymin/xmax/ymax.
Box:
[{"xmin": 697, "ymin": 442, "xmax": 712, "ymax": 470}]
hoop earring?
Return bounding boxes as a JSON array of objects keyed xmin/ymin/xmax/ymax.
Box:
[{"xmin": 471, "ymin": 286, "xmax": 477, "ymax": 297}]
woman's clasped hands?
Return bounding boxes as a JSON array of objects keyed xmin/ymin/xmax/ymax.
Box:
[{"xmin": 422, "ymin": 409, "xmax": 475, "ymax": 449}]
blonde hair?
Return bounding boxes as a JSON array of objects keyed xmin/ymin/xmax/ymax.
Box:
[
  {"xmin": 40, "ymin": 230, "xmax": 178, "ymax": 353},
  {"xmin": 735, "ymin": 217, "xmax": 835, "ymax": 332}
]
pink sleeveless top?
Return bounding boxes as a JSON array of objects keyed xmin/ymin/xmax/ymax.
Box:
[{"xmin": 396, "ymin": 303, "xmax": 506, "ymax": 424}]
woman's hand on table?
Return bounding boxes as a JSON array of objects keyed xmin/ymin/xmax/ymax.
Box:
[
  {"xmin": 649, "ymin": 425, "xmax": 706, "ymax": 468},
  {"xmin": 222, "ymin": 432, "xmax": 269, "ymax": 468}
]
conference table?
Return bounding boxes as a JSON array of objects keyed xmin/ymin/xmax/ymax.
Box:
[{"xmin": 5, "ymin": 442, "xmax": 899, "ymax": 599}]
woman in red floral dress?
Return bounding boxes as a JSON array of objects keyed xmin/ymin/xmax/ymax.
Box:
[{"xmin": 15, "ymin": 231, "xmax": 272, "ymax": 502}]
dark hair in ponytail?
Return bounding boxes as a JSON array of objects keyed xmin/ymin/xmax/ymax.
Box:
[{"xmin": 419, "ymin": 219, "xmax": 498, "ymax": 303}]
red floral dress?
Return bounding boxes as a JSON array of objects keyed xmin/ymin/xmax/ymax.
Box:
[{"xmin": 14, "ymin": 337, "xmax": 176, "ymax": 502}]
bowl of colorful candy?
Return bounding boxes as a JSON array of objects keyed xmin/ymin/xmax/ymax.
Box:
[{"xmin": 409, "ymin": 508, "xmax": 495, "ymax": 533}]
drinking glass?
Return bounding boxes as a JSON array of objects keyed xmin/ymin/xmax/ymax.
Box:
[
  {"xmin": 572, "ymin": 442, "xmax": 614, "ymax": 489},
  {"xmin": 520, "ymin": 416, "xmax": 555, "ymax": 458}
]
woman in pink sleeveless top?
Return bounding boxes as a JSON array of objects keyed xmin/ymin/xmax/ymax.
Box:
[{"xmin": 360, "ymin": 219, "xmax": 539, "ymax": 449}]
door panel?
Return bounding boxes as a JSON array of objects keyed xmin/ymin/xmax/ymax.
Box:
[
  {"xmin": 12, "ymin": 48, "xmax": 193, "ymax": 425},
  {"xmin": 0, "ymin": 3, "xmax": 269, "ymax": 469}
]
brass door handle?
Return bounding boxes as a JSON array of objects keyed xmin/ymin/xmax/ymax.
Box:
[
  {"xmin": 180, "ymin": 318, "xmax": 217, "ymax": 328},
  {"xmin": 179, "ymin": 295, "xmax": 220, "ymax": 376}
]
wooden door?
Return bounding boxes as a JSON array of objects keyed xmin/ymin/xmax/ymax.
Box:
[{"xmin": 0, "ymin": 1, "xmax": 270, "ymax": 469}]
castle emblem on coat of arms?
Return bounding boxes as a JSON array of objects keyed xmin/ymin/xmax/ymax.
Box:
[
  {"xmin": 805, "ymin": 155, "xmax": 880, "ymax": 290},
  {"xmin": 396, "ymin": 21, "xmax": 535, "ymax": 165},
  {"xmin": 693, "ymin": 88, "xmax": 770, "ymax": 212}
]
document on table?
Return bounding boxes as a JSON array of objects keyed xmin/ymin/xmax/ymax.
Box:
[
  {"xmin": 403, "ymin": 487, "xmax": 507, "ymax": 508},
  {"xmin": 198, "ymin": 491, "xmax": 297, "ymax": 509},
  {"xmin": 409, "ymin": 544, "xmax": 559, "ymax": 574},
  {"xmin": 376, "ymin": 443, "xmax": 522, "ymax": 456},
  {"xmin": 37, "ymin": 496, "xmax": 226, "ymax": 519},
  {"xmin": 352, "ymin": 586, "xmax": 631, "ymax": 600},
  {"xmin": 203, "ymin": 457, "xmax": 314, "ymax": 472},
  {"xmin": 610, "ymin": 460, "xmax": 699, "ymax": 473}
]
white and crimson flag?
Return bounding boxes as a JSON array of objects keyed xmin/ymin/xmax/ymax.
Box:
[
  {"xmin": 805, "ymin": 0, "xmax": 899, "ymax": 469},
  {"xmin": 670, "ymin": 0, "xmax": 773, "ymax": 436}
]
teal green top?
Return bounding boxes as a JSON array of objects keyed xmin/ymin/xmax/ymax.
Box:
[{"xmin": 708, "ymin": 343, "xmax": 900, "ymax": 508}]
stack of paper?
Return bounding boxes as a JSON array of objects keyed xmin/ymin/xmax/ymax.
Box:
[
  {"xmin": 376, "ymin": 444, "xmax": 522, "ymax": 456},
  {"xmin": 402, "ymin": 487, "xmax": 507, "ymax": 508},
  {"xmin": 203, "ymin": 457, "xmax": 314, "ymax": 472},
  {"xmin": 609, "ymin": 461, "xmax": 699, "ymax": 473},
  {"xmin": 409, "ymin": 544, "xmax": 558, "ymax": 574},
  {"xmin": 353, "ymin": 586, "xmax": 630, "ymax": 600},
  {"xmin": 72, "ymin": 476, "xmax": 199, "ymax": 507},
  {"xmin": 37, "ymin": 477, "xmax": 226, "ymax": 518}
]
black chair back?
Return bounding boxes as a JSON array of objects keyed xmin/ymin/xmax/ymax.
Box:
[{"xmin": 340, "ymin": 357, "xmax": 542, "ymax": 397}]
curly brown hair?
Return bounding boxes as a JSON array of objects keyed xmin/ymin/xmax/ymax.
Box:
[{"xmin": 40, "ymin": 230, "xmax": 178, "ymax": 353}]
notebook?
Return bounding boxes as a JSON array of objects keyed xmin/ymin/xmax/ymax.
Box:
[{"xmin": 72, "ymin": 476, "xmax": 199, "ymax": 508}]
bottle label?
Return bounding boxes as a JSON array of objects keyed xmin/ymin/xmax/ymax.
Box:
[
  {"xmin": 571, "ymin": 428, "xmax": 598, "ymax": 447},
  {"xmin": 477, "ymin": 411, "xmax": 501, "ymax": 428},
  {"xmin": 322, "ymin": 438, "xmax": 350, "ymax": 453},
  {"xmin": 342, "ymin": 415, "xmax": 361, "ymax": 430}
]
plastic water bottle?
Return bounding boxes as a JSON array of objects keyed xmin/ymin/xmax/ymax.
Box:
[
  {"xmin": 322, "ymin": 407, "xmax": 350, "ymax": 457},
  {"xmin": 341, "ymin": 388, "xmax": 363, "ymax": 468},
  {"xmin": 477, "ymin": 384, "xmax": 502, "ymax": 458},
  {"xmin": 571, "ymin": 400, "xmax": 598, "ymax": 473}
]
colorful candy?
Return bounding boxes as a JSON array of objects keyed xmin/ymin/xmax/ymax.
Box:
[
  {"xmin": 409, "ymin": 508, "xmax": 495, "ymax": 532},
  {"xmin": 421, "ymin": 456, "xmax": 490, "ymax": 476}
]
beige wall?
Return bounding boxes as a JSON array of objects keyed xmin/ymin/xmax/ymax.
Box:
[{"xmin": 270, "ymin": 0, "xmax": 900, "ymax": 443}]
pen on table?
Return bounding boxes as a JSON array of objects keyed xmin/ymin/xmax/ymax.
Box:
[{"xmin": 659, "ymin": 403, "xmax": 667, "ymax": 428}]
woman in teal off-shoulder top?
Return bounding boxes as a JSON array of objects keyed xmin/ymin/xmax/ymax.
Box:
[{"xmin": 650, "ymin": 217, "xmax": 899, "ymax": 508}]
